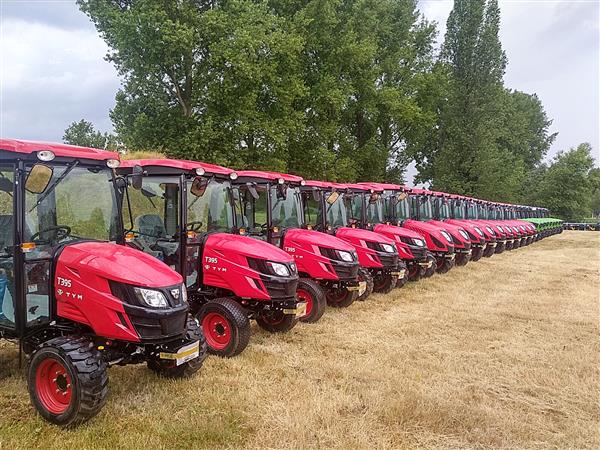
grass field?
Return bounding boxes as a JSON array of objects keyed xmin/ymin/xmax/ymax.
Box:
[{"xmin": 1, "ymin": 231, "xmax": 598, "ymax": 449}]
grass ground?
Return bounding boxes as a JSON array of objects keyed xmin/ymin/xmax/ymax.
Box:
[{"xmin": 0, "ymin": 231, "xmax": 598, "ymax": 449}]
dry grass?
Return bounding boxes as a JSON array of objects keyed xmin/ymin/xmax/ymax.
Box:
[{"xmin": 0, "ymin": 231, "xmax": 598, "ymax": 449}]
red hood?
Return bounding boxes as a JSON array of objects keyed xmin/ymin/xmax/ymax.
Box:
[
  {"xmin": 373, "ymin": 223, "xmax": 424, "ymax": 239},
  {"xmin": 403, "ymin": 219, "xmax": 448, "ymax": 235},
  {"xmin": 284, "ymin": 228, "xmax": 355, "ymax": 252},
  {"xmin": 335, "ymin": 226, "xmax": 396, "ymax": 245},
  {"xmin": 208, "ymin": 233, "xmax": 293, "ymax": 263},
  {"xmin": 61, "ymin": 242, "xmax": 182, "ymax": 288}
]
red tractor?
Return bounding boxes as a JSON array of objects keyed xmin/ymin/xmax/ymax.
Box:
[
  {"xmin": 0, "ymin": 140, "xmax": 206, "ymax": 426},
  {"xmin": 230, "ymin": 171, "xmax": 365, "ymax": 316},
  {"xmin": 117, "ymin": 160, "xmax": 305, "ymax": 358},
  {"xmin": 300, "ymin": 180, "xmax": 403, "ymax": 294},
  {"xmin": 448, "ymin": 194, "xmax": 499, "ymax": 257},
  {"xmin": 409, "ymin": 188, "xmax": 473, "ymax": 267},
  {"xmin": 355, "ymin": 182, "xmax": 436, "ymax": 281}
]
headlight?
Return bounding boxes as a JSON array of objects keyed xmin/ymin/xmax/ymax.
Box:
[
  {"xmin": 380, "ymin": 243, "xmax": 396, "ymax": 253},
  {"xmin": 268, "ymin": 261, "xmax": 290, "ymax": 277},
  {"xmin": 497, "ymin": 225, "xmax": 504, "ymax": 232},
  {"xmin": 520, "ymin": 226, "xmax": 525, "ymax": 231},
  {"xmin": 485, "ymin": 226, "xmax": 494, "ymax": 235},
  {"xmin": 513, "ymin": 227, "xmax": 518, "ymax": 232},
  {"xmin": 474, "ymin": 227, "xmax": 484, "ymax": 236},
  {"xmin": 459, "ymin": 230, "xmax": 469, "ymax": 240},
  {"xmin": 413, "ymin": 238, "xmax": 425, "ymax": 247},
  {"xmin": 440, "ymin": 230, "xmax": 453, "ymax": 243},
  {"xmin": 180, "ymin": 283, "xmax": 188, "ymax": 303},
  {"xmin": 133, "ymin": 287, "xmax": 168, "ymax": 308},
  {"xmin": 337, "ymin": 250, "xmax": 354, "ymax": 262}
]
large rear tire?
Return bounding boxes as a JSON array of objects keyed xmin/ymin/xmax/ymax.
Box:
[
  {"xmin": 256, "ymin": 311, "xmax": 298, "ymax": 333},
  {"xmin": 298, "ymin": 279, "xmax": 327, "ymax": 323},
  {"xmin": 197, "ymin": 298, "xmax": 251, "ymax": 358},
  {"xmin": 28, "ymin": 336, "xmax": 108, "ymax": 427},
  {"xmin": 357, "ymin": 268, "xmax": 374, "ymax": 301},
  {"xmin": 147, "ymin": 317, "xmax": 208, "ymax": 378},
  {"xmin": 372, "ymin": 272, "xmax": 397, "ymax": 294}
]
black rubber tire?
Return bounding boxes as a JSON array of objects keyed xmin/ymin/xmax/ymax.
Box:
[
  {"xmin": 483, "ymin": 244, "xmax": 495, "ymax": 257},
  {"xmin": 28, "ymin": 335, "xmax": 108, "ymax": 427},
  {"xmin": 256, "ymin": 311, "xmax": 298, "ymax": 333},
  {"xmin": 196, "ymin": 298, "xmax": 251, "ymax": 358},
  {"xmin": 423, "ymin": 252, "xmax": 437, "ymax": 278},
  {"xmin": 407, "ymin": 262, "xmax": 422, "ymax": 282},
  {"xmin": 147, "ymin": 317, "xmax": 208, "ymax": 378},
  {"xmin": 455, "ymin": 252, "xmax": 471, "ymax": 266},
  {"xmin": 436, "ymin": 257, "xmax": 455, "ymax": 274},
  {"xmin": 298, "ymin": 278, "xmax": 327, "ymax": 322},
  {"xmin": 357, "ymin": 268, "xmax": 374, "ymax": 301},
  {"xmin": 495, "ymin": 242, "xmax": 506, "ymax": 254},
  {"xmin": 395, "ymin": 261, "xmax": 409, "ymax": 288},
  {"xmin": 326, "ymin": 286, "xmax": 358, "ymax": 308},
  {"xmin": 471, "ymin": 246, "xmax": 484, "ymax": 262},
  {"xmin": 372, "ymin": 272, "xmax": 397, "ymax": 294}
]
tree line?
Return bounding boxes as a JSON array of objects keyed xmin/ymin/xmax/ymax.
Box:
[{"xmin": 64, "ymin": 0, "xmax": 599, "ymax": 221}]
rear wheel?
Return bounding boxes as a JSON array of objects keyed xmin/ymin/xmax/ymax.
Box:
[
  {"xmin": 28, "ymin": 336, "xmax": 108, "ymax": 427},
  {"xmin": 298, "ymin": 279, "xmax": 327, "ymax": 323},
  {"xmin": 436, "ymin": 257, "xmax": 455, "ymax": 274},
  {"xmin": 423, "ymin": 253, "xmax": 437, "ymax": 278},
  {"xmin": 197, "ymin": 298, "xmax": 251, "ymax": 358},
  {"xmin": 147, "ymin": 317, "xmax": 208, "ymax": 378},
  {"xmin": 357, "ymin": 268, "xmax": 374, "ymax": 301},
  {"xmin": 256, "ymin": 311, "xmax": 298, "ymax": 333},
  {"xmin": 326, "ymin": 286, "xmax": 358, "ymax": 308},
  {"xmin": 372, "ymin": 272, "xmax": 397, "ymax": 294}
]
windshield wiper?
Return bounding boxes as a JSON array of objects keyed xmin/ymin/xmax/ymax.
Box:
[{"xmin": 30, "ymin": 161, "xmax": 79, "ymax": 213}]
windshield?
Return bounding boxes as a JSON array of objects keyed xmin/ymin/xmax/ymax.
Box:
[
  {"xmin": 234, "ymin": 183, "xmax": 269, "ymax": 240},
  {"xmin": 270, "ymin": 186, "xmax": 303, "ymax": 229},
  {"xmin": 325, "ymin": 191, "xmax": 359, "ymax": 228},
  {"xmin": 384, "ymin": 191, "xmax": 409, "ymax": 221},
  {"xmin": 467, "ymin": 202, "xmax": 478, "ymax": 219},
  {"xmin": 187, "ymin": 178, "xmax": 234, "ymax": 232},
  {"xmin": 436, "ymin": 198, "xmax": 450, "ymax": 219},
  {"xmin": 413, "ymin": 195, "xmax": 432, "ymax": 220},
  {"xmin": 365, "ymin": 193, "xmax": 384, "ymax": 224},
  {"xmin": 25, "ymin": 165, "xmax": 119, "ymax": 257}
]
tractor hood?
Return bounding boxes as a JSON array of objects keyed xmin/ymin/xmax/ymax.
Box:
[
  {"xmin": 60, "ymin": 241, "xmax": 183, "ymax": 288},
  {"xmin": 284, "ymin": 228, "xmax": 355, "ymax": 252},
  {"xmin": 373, "ymin": 223, "xmax": 424, "ymax": 240},
  {"xmin": 336, "ymin": 226, "xmax": 396, "ymax": 245},
  {"xmin": 208, "ymin": 233, "xmax": 293, "ymax": 263}
]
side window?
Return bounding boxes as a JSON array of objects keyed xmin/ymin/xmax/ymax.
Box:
[
  {"xmin": 303, "ymin": 194, "xmax": 321, "ymax": 229},
  {"xmin": 0, "ymin": 168, "xmax": 15, "ymax": 327}
]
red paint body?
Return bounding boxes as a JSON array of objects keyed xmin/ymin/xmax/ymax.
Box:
[{"xmin": 333, "ymin": 227, "xmax": 395, "ymax": 269}]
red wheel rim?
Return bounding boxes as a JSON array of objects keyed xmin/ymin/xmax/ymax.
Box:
[
  {"xmin": 35, "ymin": 358, "xmax": 72, "ymax": 415},
  {"xmin": 202, "ymin": 312, "xmax": 232, "ymax": 350},
  {"xmin": 297, "ymin": 289, "xmax": 313, "ymax": 317}
]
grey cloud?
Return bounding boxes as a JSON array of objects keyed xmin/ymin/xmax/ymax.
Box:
[{"xmin": 1, "ymin": 0, "xmax": 91, "ymax": 30}]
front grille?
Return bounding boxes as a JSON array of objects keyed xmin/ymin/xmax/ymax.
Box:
[
  {"xmin": 128, "ymin": 310, "xmax": 187, "ymax": 340},
  {"xmin": 331, "ymin": 261, "xmax": 359, "ymax": 280},
  {"xmin": 378, "ymin": 253, "xmax": 399, "ymax": 269},
  {"xmin": 409, "ymin": 245, "xmax": 427, "ymax": 262},
  {"xmin": 260, "ymin": 276, "xmax": 299, "ymax": 300}
]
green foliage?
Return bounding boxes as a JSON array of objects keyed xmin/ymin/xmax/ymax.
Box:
[
  {"xmin": 527, "ymin": 143, "xmax": 597, "ymax": 221},
  {"xmin": 63, "ymin": 119, "xmax": 119, "ymax": 150}
]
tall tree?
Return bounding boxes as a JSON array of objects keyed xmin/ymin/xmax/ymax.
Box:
[{"xmin": 63, "ymin": 119, "xmax": 118, "ymax": 150}]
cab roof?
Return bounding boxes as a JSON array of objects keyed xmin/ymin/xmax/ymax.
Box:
[
  {"xmin": 357, "ymin": 182, "xmax": 407, "ymax": 192},
  {"xmin": 304, "ymin": 180, "xmax": 335, "ymax": 189},
  {"xmin": 0, "ymin": 138, "xmax": 118, "ymax": 161},
  {"xmin": 235, "ymin": 170, "xmax": 304, "ymax": 183},
  {"xmin": 120, "ymin": 158, "xmax": 233, "ymax": 176}
]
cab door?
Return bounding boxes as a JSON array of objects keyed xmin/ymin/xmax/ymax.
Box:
[{"xmin": 0, "ymin": 164, "xmax": 16, "ymax": 331}]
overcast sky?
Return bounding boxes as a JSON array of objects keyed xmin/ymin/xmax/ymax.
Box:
[{"xmin": 1, "ymin": 0, "xmax": 598, "ymax": 182}]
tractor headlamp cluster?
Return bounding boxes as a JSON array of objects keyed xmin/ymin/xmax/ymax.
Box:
[
  {"xmin": 485, "ymin": 226, "xmax": 495, "ymax": 235},
  {"xmin": 267, "ymin": 261, "xmax": 290, "ymax": 277},
  {"xmin": 380, "ymin": 243, "xmax": 396, "ymax": 253},
  {"xmin": 497, "ymin": 225, "xmax": 504, "ymax": 232},
  {"xmin": 458, "ymin": 229, "xmax": 469, "ymax": 240},
  {"xmin": 413, "ymin": 238, "xmax": 425, "ymax": 247},
  {"xmin": 474, "ymin": 227, "xmax": 484, "ymax": 237},
  {"xmin": 337, "ymin": 250, "xmax": 355, "ymax": 262},
  {"xmin": 133, "ymin": 287, "xmax": 168, "ymax": 308},
  {"xmin": 440, "ymin": 230, "xmax": 453, "ymax": 243}
]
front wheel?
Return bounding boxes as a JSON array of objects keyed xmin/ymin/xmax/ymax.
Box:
[
  {"xmin": 147, "ymin": 317, "xmax": 208, "ymax": 378},
  {"xmin": 471, "ymin": 246, "xmax": 484, "ymax": 262},
  {"xmin": 256, "ymin": 311, "xmax": 298, "ymax": 333},
  {"xmin": 407, "ymin": 262, "xmax": 422, "ymax": 282},
  {"xmin": 326, "ymin": 286, "xmax": 358, "ymax": 308},
  {"xmin": 423, "ymin": 253, "xmax": 437, "ymax": 278},
  {"xmin": 372, "ymin": 272, "xmax": 397, "ymax": 294},
  {"xmin": 455, "ymin": 252, "xmax": 471, "ymax": 266},
  {"xmin": 28, "ymin": 336, "xmax": 108, "ymax": 427},
  {"xmin": 357, "ymin": 268, "xmax": 374, "ymax": 301},
  {"xmin": 436, "ymin": 257, "xmax": 455, "ymax": 274},
  {"xmin": 395, "ymin": 262, "xmax": 409, "ymax": 288},
  {"xmin": 197, "ymin": 298, "xmax": 251, "ymax": 358},
  {"xmin": 298, "ymin": 279, "xmax": 327, "ymax": 323}
]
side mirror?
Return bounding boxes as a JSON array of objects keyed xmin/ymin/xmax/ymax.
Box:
[
  {"xmin": 131, "ymin": 165, "xmax": 144, "ymax": 190},
  {"xmin": 276, "ymin": 183, "xmax": 287, "ymax": 199},
  {"xmin": 246, "ymin": 183, "xmax": 259, "ymax": 200},
  {"xmin": 326, "ymin": 191, "xmax": 339, "ymax": 205},
  {"xmin": 190, "ymin": 177, "xmax": 209, "ymax": 197},
  {"xmin": 397, "ymin": 192, "xmax": 408, "ymax": 201},
  {"xmin": 369, "ymin": 193, "xmax": 380, "ymax": 204},
  {"xmin": 25, "ymin": 164, "xmax": 53, "ymax": 194}
]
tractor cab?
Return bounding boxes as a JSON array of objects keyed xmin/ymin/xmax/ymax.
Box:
[
  {"xmin": 0, "ymin": 140, "xmax": 205, "ymax": 426},
  {"xmin": 231, "ymin": 171, "xmax": 364, "ymax": 315},
  {"xmin": 300, "ymin": 180, "xmax": 402, "ymax": 294},
  {"xmin": 117, "ymin": 160, "xmax": 303, "ymax": 357}
]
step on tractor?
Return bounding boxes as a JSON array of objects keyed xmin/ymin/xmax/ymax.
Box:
[
  {"xmin": 0, "ymin": 140, "xmax": 206, "ymax": 426},
  {"xmin": 300, "ymin": 181, "xmax": 402, "ymax": 294},
  {"xmin": 117, "ymin": 160, "xmax": 305, "ymax": 358},
  {"xmin": 409, "ymin": 189, "xmax": 473, "ymax": 268},
  {"xmin": 450, "ymin": 195, "xmax": 501, "ymax": 257},
  {"xmin": 430, "ymin": 191, "xmax": 490, "ymax": 262},
  {"xmin": 355, "ymin": 182, "xmax": 435, "ymax": 282},
  {"xmin": 230, "ymin": 171, "xmax": 365, "ymax": 315}
]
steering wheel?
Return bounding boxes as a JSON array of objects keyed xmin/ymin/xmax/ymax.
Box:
[
  {"xmin": 30, "ymin": 225, "xmax": 72, "ymax": 244},
  {"xmin": 186, "ymin": 221, "xmax": 203, "ymax": 232},
  {"xmin": 260, "ymin": 223, "xmax": 269, "ymax": 230}
]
